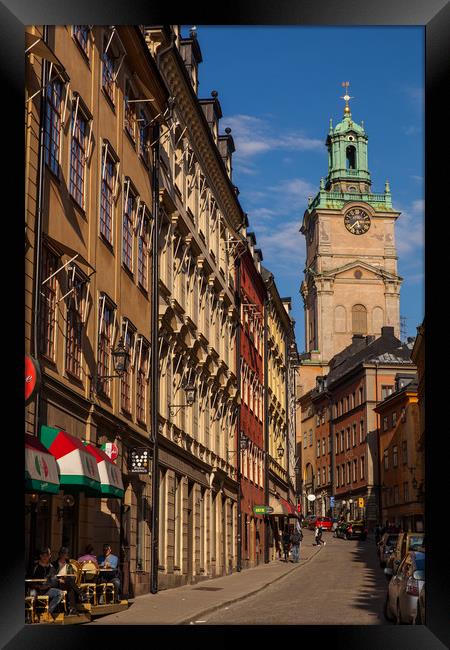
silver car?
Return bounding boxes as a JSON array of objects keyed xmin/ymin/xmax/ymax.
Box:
[
  {"xmin": 378, "ymin": 533, "xmax": 399, "ymax": 567},
  {"xmin": 384, "ymin": 550, "xmax": 425, "ymax": 624}
]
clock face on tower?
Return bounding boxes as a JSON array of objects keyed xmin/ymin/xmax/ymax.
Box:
[{"xmin": 344, "ymin": 207, "xmax": 371, "ymax": 235}]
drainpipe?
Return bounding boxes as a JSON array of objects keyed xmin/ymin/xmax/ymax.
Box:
[
  {"xmin": 149, "ymin": 119, "xmax": 160, "ymax": 595},
  {"xmin": 149, "ymin": 26, "xmax": 177, "ymax": 597},
  {"xmin": 375, "ymin": 360, "xmax": 381, "ymax": 527},
  {"xmin": 263, "ymin": 275, "xmax": 274, "ymax": 563},
  {"xmin": 328, "ymin": 389, "xmax": 335, "ymax": 519},
  {"xmin": 235, "ymin": 258, "xmax": 242, "ymax": 572},
  {"xmin": 32, "ymin": 25, "xmax": 49, "ymax": 440},
  {"xmin": 284, "ymin": 334, "xmax": 289, "ymax": 500}
]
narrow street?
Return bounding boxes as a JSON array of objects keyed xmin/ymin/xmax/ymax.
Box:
[{"xmin": 201, "ymin": 529, "xmax": 390, "ymax": 625}]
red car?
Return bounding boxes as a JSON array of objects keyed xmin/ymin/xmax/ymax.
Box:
[{"xmin": 312, "ymin": 516, "xmax": 333, "ymax": 531}]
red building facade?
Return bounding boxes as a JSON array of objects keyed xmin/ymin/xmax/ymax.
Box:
[{"xmin": 238, "ymin": 237, "xmax": 266, "ymax": 568}]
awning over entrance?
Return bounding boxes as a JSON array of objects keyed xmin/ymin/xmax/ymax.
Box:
[
  {"xmin": 269, "ymin": 494, "xmax": 298, "ymax": 517},
  {"xmin": 39, "ymin": 426, "xmax": 101, "ymax": 495},
  {"xmin": 25, "ymin": 434, "xmax": 60, "ymax": 494},
  {"xmin": 84, "ymin": 443, "xmax": 124, "ymax": 498}
]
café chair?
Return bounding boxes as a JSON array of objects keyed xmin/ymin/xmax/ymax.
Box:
[
  {"xmin": 35, "ymin": 594, "xmax": 50, "ymax": 620},
  {"xmin": 79, "ymin": 560, "xmax": 99, "ymax": 606},
  {"xmin": 25, "ymin": 595, "xmax": 36, "ymax": 624}
]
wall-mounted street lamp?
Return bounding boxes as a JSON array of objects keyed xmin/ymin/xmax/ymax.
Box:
[
  {"xmin": 277, "ymin": 443, "xmax": 284, "ymax": 459},
  {"xmin": 168, "ymin": 379, "xmax": 197, "ymax": 419},
  {"xmin": 226, "ymin": 431, "xmax": 249, "ymax": 462},
  {"xmin": 97, "ymin": 337, "xmax": 130, "ymax": 384}
]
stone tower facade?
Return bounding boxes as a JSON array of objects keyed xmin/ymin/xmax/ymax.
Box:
[{"xmin": 300, "ymin": 95, "xmax": 402, "ymax": 364}]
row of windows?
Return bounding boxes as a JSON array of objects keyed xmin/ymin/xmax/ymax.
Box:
[
  {"xmin": 333, "ymin": 386, "xmax": 364, "ymax": 418},
  {"xmin": 241, "ymin": 360, "xmax": 264, "ymax": 422},
  {"xmin": 383, "ymin": 482, "xmax": 411, "ymax": 506},
  {"xmin": 241, "ymin": 444, "xmax": 265, "ymax": 487},
  {"xmin": 336, "ymin": 457, "xmax": 365, "ymax": 487},
  {"xmin": 316, "ymin": 465, "xmax": 331, "ymax": 487},
  {"xmin": 316, "ymin": 435, "xmax": 332, "ymax": 458},
  {"xmin": 382, "ymin": 407, "xmax": 406, "ymax": 431},
  {"xmin": 40, "ymin": 248, "xmax": 150, "ymax": 422},
  {"xmin": 241, "ymin": 301, "xmax": 263, "ymax": 357},
  {"xmin": 383, "ymin": 441, "xmax": 408, "ymax": 471},
  {"xmin": 44, "ymin": 76, "xmax": 152, "ymax": 288},
  {"xmin": 303, "ymin": 429, "xmax": 314, "ymax": 448},
  {"xmin": 334, "ymin": 421, "xmax": 365, "ymax": 454}
]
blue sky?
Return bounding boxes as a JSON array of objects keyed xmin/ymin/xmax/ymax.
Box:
[{"xmin": 187, "ymin": 26, "xmax": 424, "ymax": 348}]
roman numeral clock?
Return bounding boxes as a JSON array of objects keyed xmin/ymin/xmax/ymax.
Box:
[{"xmin": 344, "ymin": 207, "xmax": 371, "ymax": 235}]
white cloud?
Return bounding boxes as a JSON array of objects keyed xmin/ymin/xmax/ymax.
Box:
[
  {"xmin": 269, "ymin": 178, "xmax": 317, "ymax": 201},
  {"xmin": 410, "ymin": 175, "xmax": 423, "ymax": 183},
  {"xmin": 224, "ymin": 113, "xmax": 323, "ymax": 160},
  {"xmin": 403, "ymin": 125, "xmax": 421, "ymax": 136},
  {"xmin": 395, "ymin": 200, "xmax": 424, "ymax": 256}
]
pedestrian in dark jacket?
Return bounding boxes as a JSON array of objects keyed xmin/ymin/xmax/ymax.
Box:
[
  {"xmin": 290, "ymin": 527, "xmax": 303, "ymax": 562},
  {"xmin": 282, "ymin": 529, "xmax": 291, "ymax": 562},
  {"xmin": 314, "ymin": 525, "xmax": 325, "ymax": 546}
]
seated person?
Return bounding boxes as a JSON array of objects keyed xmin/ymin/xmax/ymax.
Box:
[
  {"xmin": 29, "ymin": 547, "xmax": 64, "ymax": 618},
  {"xmin": 77, "ymin": 544, "xmax": 99, "ymax": 567},
  {"xmin": 52, "ymin": 546, "xmax": 85, "ymax": 614},
  {"xmin": 97, "ymin": 544, "xmax": 121, "ymax": 603}
]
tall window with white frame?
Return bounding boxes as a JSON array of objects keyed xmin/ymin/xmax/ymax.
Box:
[
  {"xmin": 102, "ymin": 36, "xmax": 115, "ymax": 104},
  {"xmin": 122, "ymin": 189, "xmax": 135, "ymax": 271},
  {"xmin": 124, "ymin": 80, "xmax": 137, "ymax": 142},
  {"xmin": 136, "ymin": 340, "xmax": 149, "ymax": 424},
  {"xmin": 70, "ymin": 104, "xmax": 87, "ymax": 209},
  {"xmin": 100, "ymin": 149, "xmax": 117, "ymax": 245},
  {"xmin": 138, "ymin": 109, "xmax": 150, "ymax": 166},
  {"xmin": 120, "ymin": 323, "xmax": 134, "ymax": 415},
  {"xmin": 40, "ymin": 247, "xmax": 59, "ymax": 361},
  {"xmin": 98, "ymin": 298, "xmax": 114, "ymax": 397},
  {"xmin": 44, "ymin": 78, "xmax": 63, "ymax": 177},
  {"xmin": 137, "ymin": 209, "xmax": 150, "ymax": 290},
  {"xmin": 65, "ymin": 271, "xmax": 85, "ymax": 378}
]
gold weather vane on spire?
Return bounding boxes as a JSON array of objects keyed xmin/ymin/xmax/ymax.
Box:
[{"xmin": 340, "ymin": 81, "xmax": 353, "ymax": 115}]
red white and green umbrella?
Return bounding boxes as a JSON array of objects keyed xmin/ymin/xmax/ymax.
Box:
[
  {"xmin": 84, "ymin": 443, "xmax": 124, "ymax": 498},
  {"xmin": 39, "ymin": 425, "xmax": 101, "ymax": 495},
  {"xmin": 25, "ymin": 434, "xmax": 60, "ymax": 494}
]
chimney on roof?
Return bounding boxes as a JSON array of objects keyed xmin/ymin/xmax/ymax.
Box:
[
  {"xmin": 365, "ymin": 335, "xmax": 375, "ymax": 345},
  {"xmin": 352, "ymin": 334, "xmax": 365, "ymax": 343},
  {"xmin": 381, "ymin": 326, "xmax": 395, "ymax": 337}
]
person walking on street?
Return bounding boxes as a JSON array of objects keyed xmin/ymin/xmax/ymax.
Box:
[
  {"xmin": 314, "ymin": 525, "xmax": 326, "ymax": 546},
  {"xmin": 290, "ymin": 526, "xmax": 303, "ymax": 562},
  {"xmin": 282, "ymin": 528, "xmax": 291, "ymax": 562}
]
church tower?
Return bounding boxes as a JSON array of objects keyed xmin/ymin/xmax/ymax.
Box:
[{"xmin": 300, "ymin": 83, "xmax": 402, "ymax": 364}]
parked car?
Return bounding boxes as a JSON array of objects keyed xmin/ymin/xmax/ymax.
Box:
[
  {"xmin": 344, "ymin": 521, "xmax": 367, "ymax": 540},
  {"xmin": 384, "ymin": 550, "xmax": 425, "ymax": 624},
  {"xmin": 416, "ymin": 583, "xmax": 425, "ymax": 625},
  {"xmin": 314, "ymin": 516, "xmax": 333, "ymax": 531},
  {"xmin": 386, "ymin": 532, "xmax": 425, "ymax": 575},
  {"xmin": 302, "ymin": 514, "xmax": 316, "ymax": 529},
  {"xmin": 307, "ymin": 515, "xmax": 319, "ymax": 530},
  {"xmin": 378, "ymin": 533, "xmax": 399, "ymax": 567}
]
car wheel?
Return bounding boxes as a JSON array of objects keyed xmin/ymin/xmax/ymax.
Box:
[{"xmin": 384, "ymin": 594, "xmax": 394, "ymax": 622}]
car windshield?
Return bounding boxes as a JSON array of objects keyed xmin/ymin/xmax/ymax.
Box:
[{"xmin": 409, "ymin": 536, "xmax": 424, "ymax": 550}]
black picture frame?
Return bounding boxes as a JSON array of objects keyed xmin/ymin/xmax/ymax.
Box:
[{"xmin": 5, "ymin": 1, "xmax": 449, "ymax": 648}]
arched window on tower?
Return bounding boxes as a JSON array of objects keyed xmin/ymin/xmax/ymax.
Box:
[
  {"xmin": 352, "ymin": 304, "xmax": 367, "ymax": 334},
  {"xmin": 346, "ymin": 145, "xmax": 356, "ymax": 170}
]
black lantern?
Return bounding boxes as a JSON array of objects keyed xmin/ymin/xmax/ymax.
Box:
[
  {"xmin": 239, "ymin": 431, "xmax": 249, "ymax": 450},
  {"xmin": 277, "ymin": 443, "xmax": 284, "ymax": 459},
  {"xmin": 183, "ymin": 380, "xmax": 197, "ymax": 406},
  {"xmin": 412, "ymin": 476, "xmax": 418, "ymax": 489},
  {"xmin": 112, "ymin": 337, "xmax": 130, "ymax": 376}
]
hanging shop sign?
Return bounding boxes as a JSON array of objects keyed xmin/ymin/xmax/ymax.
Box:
[
  {"xmin": 307, "ymin": 494, "xmax": 316, "ymax": 502},
  {"xmin": 128, "ymin": 448, "xmax": 150, "ymax": 474},
  {"xmin": 25, "ymin": 354, "xmax": 41, "ymax": 405},
  {"xmin": 101, "ymin": 442, "xmax": 119, "ymax": 462},
  {"xmin": 358, "ymin": 497, "xmax": 365, "ymax": 508}
]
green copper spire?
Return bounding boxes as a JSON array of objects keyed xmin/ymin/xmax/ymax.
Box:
[{"xmin": 324, "ymin": 82, "xmax": 371, "ymax": 193}]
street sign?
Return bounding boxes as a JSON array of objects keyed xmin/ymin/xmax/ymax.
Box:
[
  {"xmin": 358, "ymin": 497, "xmax": 365, "ymax": 508},
  {"xmin": 25, "ymin": 354, "xmax": 41, "ymax": 405},
  {"xmin": 307, "ymin": 494, "xmax": 316, "ymax": 502},
  {"xmin": 253, "ymin": 505, "xmax": 274, "ymax": 515},
  {"xmin": 330, "ymin": 496, "xmax": 335, "ymax": 507}
]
